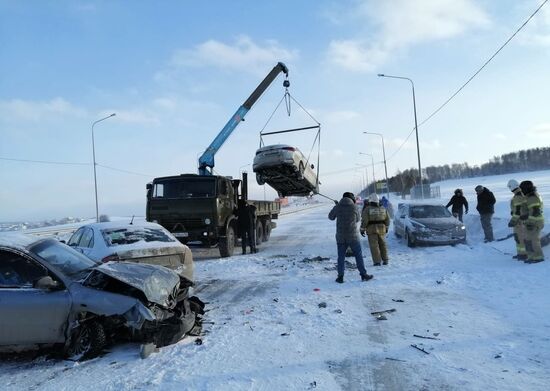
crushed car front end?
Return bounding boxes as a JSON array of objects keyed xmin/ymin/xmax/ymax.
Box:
[{"xmin": 409, "ymin": 219, "xmax": 466, "ymax": 245}]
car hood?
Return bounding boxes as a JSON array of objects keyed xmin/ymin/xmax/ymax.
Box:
[
  {"xmin": 412, "ymin": 217, "xmax": 462, "ymax": 229},
  {"xmin": 95, "ymin": 261, "xmax": 180, "ymax": 307}
]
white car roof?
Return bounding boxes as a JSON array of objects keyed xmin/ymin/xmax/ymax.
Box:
[{"xmin": 82, "ymin": 221, "xmax": 166, "ymax": 231}]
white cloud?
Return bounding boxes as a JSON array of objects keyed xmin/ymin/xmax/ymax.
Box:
[
  {"xmin": 528, "ymin": 122, "xmax": 550, "ymax": 138},
  {"xmin": 168, "ymin": 35, "xmax": 298, "ymax": 75},
  {"xmin": 327, "ymin": 0, "xmax": 490, "ymax": 72},
  {"xmin": 0, "ymin": 97, "xmax": 86, "ymax": 122},
  {"xmin": 108, "ymin": 109, "xmax": 161, "ymax": 126},
  {"xmin": 494, "ymin": 133, "xmax": 507, "ymax": 140}
]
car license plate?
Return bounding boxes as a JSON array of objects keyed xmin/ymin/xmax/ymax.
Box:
[{"xmin": 173, "ymin": 232, "xmax": 189, "ymax": 238}]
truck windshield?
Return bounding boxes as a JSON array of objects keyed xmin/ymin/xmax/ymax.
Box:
[{"xmin": 153, "ymin": 179, "xmax": 216, "ymax": 199}]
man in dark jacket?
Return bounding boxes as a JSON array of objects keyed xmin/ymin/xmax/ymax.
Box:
[
  {"xmin": 237, "ymin": 199, "xmax": 256, "ymax": 254},
  {"xmin": 475, "ymin": 185, "xmax": 496, "ymax": 242},
  {"xmin": 329, "ymin": 192, "xmax": 373, "ymax": 283},
  {"xmin": 446, "ymin": 188, "xmax": 469, "ymax": 222}
]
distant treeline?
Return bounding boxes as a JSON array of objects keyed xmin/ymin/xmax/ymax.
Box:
[{"xmin": 367, "ymin": 147, "xmax": 550, "ymax": 195}]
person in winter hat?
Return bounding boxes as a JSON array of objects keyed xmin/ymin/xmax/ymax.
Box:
[
  {"xmin": 519, "ymin": 180, "xmax": 545, "ymax": 263},
  {"xmin": 507, "ymin": 179, "xmax": 528, "ymax": 261},
  {"xmin": 446, "ymin": 188, "xmax": 469, "ymax": 222},
  {"xmin": 360, "ymin": 193, "xmax": 390, "ymax": 266},
  {"xmin": 475, "ymin": 185, "xmax": 496, "ymax": 242},
  {"xmin": 329, "ymin": 192, "xmax": 373, "ymax": 283}
]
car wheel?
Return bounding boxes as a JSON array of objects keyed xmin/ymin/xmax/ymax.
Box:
[
  {"xmin": 66, "ymin": 320, "xmax": 106, "ymax": 360},
  {"xmin": 219, "ymin": 224, "xmax": 235, "ymax": 257},
  {"xmin": 255, "ymin": 221, "xmax": 263, "ymax": 245},
  {"xmin": 256, "ymin": 173, "xmax": 265, "ymax": 186},
  {"xmin": 405, "ymin": 229, "xmax": 416, "ymax": 248}
]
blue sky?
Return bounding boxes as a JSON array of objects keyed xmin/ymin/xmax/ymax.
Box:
[{"xmin": 1, "ymin": 0, "xmax": 550, "ymax": 221}]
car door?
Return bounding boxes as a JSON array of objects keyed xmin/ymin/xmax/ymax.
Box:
[
  {"xmin": 77, "ymin": 227, "xmax": 95, "ymax": 258},
  {"xmin": 0, "ymin": 249, "xmax": 71, "ymax": 345},
  {"xmin": 395, "ymin": 205, "xmax": 407, "ymax": 236}
]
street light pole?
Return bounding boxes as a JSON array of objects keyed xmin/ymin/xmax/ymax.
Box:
[
  {"xmin": 92, "ymin": 113, "xmax": 116, "ymax": 222},
  {"xmin": 359, "ymin": 152, "xmax": 376, "ymax": 194},
  {"xmin": 364, "ymin": 132, "xmax": 389, "ymax": 199},
  {"xmin": 378, "ymin": 73, "xmax": 424, "ymax": 199}
]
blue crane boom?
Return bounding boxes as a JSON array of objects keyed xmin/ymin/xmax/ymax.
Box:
[{"xmin": 198, "ymin": 62, "xmax": 289, "ymax": 175}]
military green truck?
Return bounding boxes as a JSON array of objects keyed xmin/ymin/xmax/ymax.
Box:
[{"xmin": 146, "ymin": 172, "xmax": 280, "ymax": 257}]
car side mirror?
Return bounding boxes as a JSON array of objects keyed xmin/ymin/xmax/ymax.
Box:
[
  {"xmin": 59, "ymin": 240, "xmax": 66, "ymax": 244},
  {"xmin": 146, "ymin": 183, "xmax": 153, "ymax": 190},
  {"xmin": 34, "ymin": 276, "xmax": 60, "ymax": 290},
  {"xmin": 310, "ymin": 164, "xmax": 315, "ymax": 169}
]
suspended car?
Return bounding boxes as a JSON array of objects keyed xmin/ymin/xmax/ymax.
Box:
[{"xmin": 253, "ymin": 144, "xmax": 319, "ymax": 197}]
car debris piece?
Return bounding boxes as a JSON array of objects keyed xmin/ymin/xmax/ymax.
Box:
[
  {"xmin": 410, "ymin": 344, "xmax": 430, "ymax": 355},
  {"xmin": 302, "ymin": 256, "xmax": 330, "ymax": 263},
  {"xmin": 376, "ymin": 314, "xmax": 387, "ymax": 321},
  {"xmin": 370, "ymin": 308, "xmax": 396, "ymax": 316},
  {"xmin": 318, "ymin": 302, "xmax": 327, "ymax": 308},
  {"xmin": 392, "ymin": 299, "xmax": 405, "ymax": 303},
  {"xmin": 385, "ymin": 357, "xmax": 407, "ymax": 362},
  {"xmin": 139, "ymin": 343, "xmax": 159, "ymax": 359},
  {"xmin": 280, "ymin": 332, "xmax": 290, "ymax": 336},
  {"xmin": 413, "ymin": 334, "xmax": 440, "ymax": 340},
  {"xmin": 195, "ymin": 338, "xmax": 203, "ymax": 346}
]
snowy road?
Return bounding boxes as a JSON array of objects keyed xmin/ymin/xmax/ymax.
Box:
[{"xmin": 2, "ymin": 203, "xmax": 549, "ymax": 391}]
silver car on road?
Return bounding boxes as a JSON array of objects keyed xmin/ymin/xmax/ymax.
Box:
[
  {"xmin": 0, "ymin": 234, "xmax": 201, "ymax": 359},
  {"xmin": 393, "ymin": 203, "xmax": 466, "ymax": 247}
]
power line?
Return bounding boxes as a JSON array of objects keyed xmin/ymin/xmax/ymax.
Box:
[
  {"xmin": 1, "ymin": 156, "xmax": 153, "ymax": 177},
  {"xmin": 385, "ymin": 0, "xmax": 548, "ymax": 162},
  {"xmin": 96, "ymin": 164, "xmax": 153, "ymax": 178},
  {"xmin": 0, "ymin": 157, "xmax": 89, "ymax": 166}
]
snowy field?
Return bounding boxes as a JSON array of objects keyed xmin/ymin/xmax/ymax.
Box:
[{"xmin": 1, "ymin": 171, "xmax": 549, "ymax": 390}]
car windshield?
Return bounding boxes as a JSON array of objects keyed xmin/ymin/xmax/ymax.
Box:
[
  {"xmin": 31, "ymin": 239, "xmax": 97, "ymax": 278},
  {"xmin": 152, "ymin": 179, "xmax": 216, "ymax": 199},
  {"xmin": 410, "ymin": 205, "xmax": 451, "ymax": 219},
  {"xmin": 101, "ymin": 226, "xmax": 176, "ymax": 247}
]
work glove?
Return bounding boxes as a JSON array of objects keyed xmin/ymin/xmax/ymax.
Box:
[
  {"xmin": 360, "ymin": 229, "xmax": 366, "ymax": 237},
  {"xmin": 334, "ymin": 200, "xmax": 338, "ymax": 205},
  {"xmin": 385, "ymin": 226, "xmax": 389, "ymax": 234},
  {"xmin": 508, "ymin": 219, "xmax": 516, "ymax": 228},
  {"xmin": 465, "ymin": 210, "xmax": 468, "ymax": 215}
]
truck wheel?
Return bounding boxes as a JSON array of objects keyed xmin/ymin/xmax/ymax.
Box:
[
  {"xmin": 219, "ymin": 225, "xmax": 235, "ymax": 257},
  {"xmin": 263, "ymin": 221, "xmax": 271, "ymax": 242},
  {"xmin": 256, "ymin": 222, "xmax": 263, "ymax": 245},
  {"xmin": 66, "ymin": 320, "xmax": 106, "ymax": 360},
  {"xmin": 256, "ymin": 173, "xmax": 266, "ymax": 186}
]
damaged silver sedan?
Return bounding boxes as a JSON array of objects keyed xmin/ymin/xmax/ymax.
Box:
[{"xmin": 0, "ymin": 234, "xmax": 204, "ymax": 359}]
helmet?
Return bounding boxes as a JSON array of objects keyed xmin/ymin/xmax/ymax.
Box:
[
  {"xmin": 454, "ymin": 188, "xmax": 462, "ymax": 195},
  {"xmin": 369, "ymin": 193, "xmax": 379, "ymax": 203},
  {"xmin": 475, "ymin": 185, "xmax": 483, "ymax": 193},
  {"xmin": 519, "ymin": 180, "xmax": 535, "ymax": 195},
  {"xmin": 507, "ymin": 179, "xmax": 519, "ymax": 192}
]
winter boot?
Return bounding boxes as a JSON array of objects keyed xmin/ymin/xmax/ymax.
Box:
[
  {"xmin": 361, "ymin": 274, "xmax": 373, "ymax": 282},
  {"xmin": 335, "ymin": 275, "xmax": 344, "ymax": 284}
]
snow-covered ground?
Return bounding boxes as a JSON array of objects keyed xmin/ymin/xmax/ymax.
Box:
[{"xmin": 1, "ymin": 171, "xmax": 549, "ymax": 390}]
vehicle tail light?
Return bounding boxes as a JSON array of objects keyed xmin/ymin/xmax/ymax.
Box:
[
  {"xmin": 282, "ymin": 147, "xmax": 296, "ymax": 151},
  {"xmin": 101, "ymin": 254, "xmax": 120, "ymax": 263}
]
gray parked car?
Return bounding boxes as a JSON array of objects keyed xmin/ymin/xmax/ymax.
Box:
[
  {"xmin": 393, "ymin": 203, "xmax": 466, "ymax": 247},
  {"xmin": 0, "ymin": 234, "xmax": 203, "ymax": 359},
  {"xmin": 253, "ymin": 144, "xmax": 319, "ymax": 197}
]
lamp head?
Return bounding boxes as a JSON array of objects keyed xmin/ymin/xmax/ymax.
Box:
[{"xmin": 377, "ymin": 74, "xmax": 385, "ymax": 77}]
